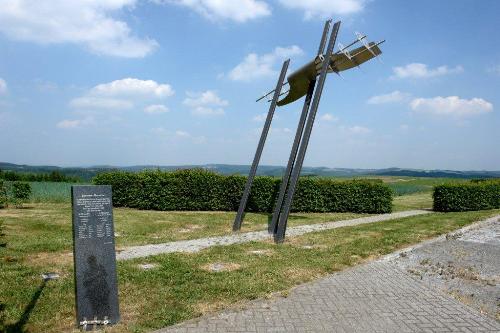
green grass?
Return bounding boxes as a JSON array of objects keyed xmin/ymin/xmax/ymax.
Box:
[
  {"xmin": 381, "ymin": 177, "xmax": 468, "ymax": 196},
  {"xmin": 393, "ymin": 192, "xmax": 433, "ymax": 211},
  {"xmin": 1, "ymin": 202, "xmax": 498, "ymax": 332},
  {"xmin": 0, "ymin": 203, "xmax": 370, "ymax": 256}
]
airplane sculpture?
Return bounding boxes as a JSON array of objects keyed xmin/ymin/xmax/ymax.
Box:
[
  {"xmin": 233, "ymin": 20, "xmax": 384, "ymax": 243},
  {"xmin": 257, "ymin": 34, "xmax": 385, "ymax": 106}
]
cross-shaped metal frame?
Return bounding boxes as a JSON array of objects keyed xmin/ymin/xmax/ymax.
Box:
[{"xmin": 233, "ymin": 20, "xmax": 341, "ymax": 243}]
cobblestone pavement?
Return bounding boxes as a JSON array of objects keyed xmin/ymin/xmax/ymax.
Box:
[
  {"xmin": 117, "ymin": 210, "xmax": 430, "ymax": 260},
  {"xmin": 387, "ymin": 215, "xmax": 500, "ymax": 321},
  {"xmin": 156, "ymin": 215, "xmax": 500, "ymax": 333}
]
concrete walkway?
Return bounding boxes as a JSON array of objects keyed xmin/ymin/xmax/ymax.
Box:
[
  {"xmin": 117, "ymin": 209, "xmax": 430, "ymax": 260},
  {"xmin": 156, "ymin": 215, "xmax": 500, "ymax": 333}
]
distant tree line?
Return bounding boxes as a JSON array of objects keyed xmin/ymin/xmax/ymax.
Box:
[{"xmin": 0, "ymin": 169, "xmax": 81, "ymax": 183}]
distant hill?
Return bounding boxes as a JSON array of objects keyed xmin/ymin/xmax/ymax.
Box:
[{"xmin": 1, "ymin": 162, "xmax": 499, "ymax": 182}]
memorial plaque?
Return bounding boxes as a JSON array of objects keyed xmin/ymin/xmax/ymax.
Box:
[{"xmin": 71, "ymin": 185, "xmax": 119, "ymax": 330}]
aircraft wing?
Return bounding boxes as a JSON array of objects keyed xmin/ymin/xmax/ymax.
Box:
[
  {"xmin": 276, "ymin": 57, "xmax": 321, "ymax": 106},
  {"xmin": 276, "ymin": 42, "xmax": 382, "ymax": 107},
  {"xmin": 331, "ymin": 42, "xmax": 382, "ymax": 72}
]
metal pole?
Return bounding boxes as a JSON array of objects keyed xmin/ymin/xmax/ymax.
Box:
[
  {"xmin": 268, "ymin": 81, "xmax": 315, "ymax": 234},
  {"xmin": 274, "ymin": 21, "xmax": 341, "ymax": 243},
  {"xmin": 232, "ymin": 59, "xmax": 290, "ymax": 232},
  {"xmin": 269, "ymin": 20, "xmax": 332, "ymax": 234},
  {"xmin": 317, "ymin": 19, "xmax": 332, "ymax": 55}
]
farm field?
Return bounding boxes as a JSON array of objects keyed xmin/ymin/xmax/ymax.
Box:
[
  {"xmin": 1, "ymin": 185, "xmax": 497, "ymax": 332},
  {"xmin": 357, "ymin": 176, "xmax": 468, "ymax": 196},
  {"xmin": 2, "ymin": 181, "xmax": 79, "ymax": 203}
]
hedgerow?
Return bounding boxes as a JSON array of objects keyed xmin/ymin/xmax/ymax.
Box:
[
  {"xmin": 93, "ymin": 169, "xmax": 393, "ymax": 213},
  {"xmin": 433, "ymin": 180, "xmax": 500, "ymax": 212},
  {"xmin": 0, "ymin": 182, "xmax": 7, "ymax": 208}
]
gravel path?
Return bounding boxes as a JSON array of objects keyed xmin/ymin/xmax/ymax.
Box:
[
  {"xmin": 117, "ymin": 210, "xmax": 430, "ymax": 260},
  {"xmin": 386, "ymin": 214, "xmax": 500, "ymax": 322},
  {"xmin": 156, "ymin": 215, "xmax": 500, "ymax": 333}
]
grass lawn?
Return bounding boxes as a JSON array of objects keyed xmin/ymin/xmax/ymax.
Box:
[
  {"xmin": 0, "ymin": 203, "xmax": 370, "ymax": 256},
  {"xmin": 393, "ymin": 192, "xmax": 433, "ymax": 211},
  {"xmin": 1, "ymin": 197, "xmax": 498, "ymax": 332}
]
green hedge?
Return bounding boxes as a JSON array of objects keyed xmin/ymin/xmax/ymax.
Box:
[
  {"xmin": 93, "ymin": 169, "xmax": 392, "ymax": 213},
  {"xmin": 0, "ymin": 181, "xmax": 7, "ymax": 208},
  {"xmin": 433, "ymin": 180, "xmax": 500, "ymax": 212}
]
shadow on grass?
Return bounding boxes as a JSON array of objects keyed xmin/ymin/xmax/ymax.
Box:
[
  {"xmin": 244, "ymin": 212, "xmax": 312, "ymax": 234},
  {"xmin": 12, "ymin": 206, "xmax": 35, "ymax": 210},
  {"xmin": 3, "ymin": 280, "xmax": 46, "ymax": 333},
  {"xmin": 0, "ymin": 303, "xmax": 5, "ymax": 333}
]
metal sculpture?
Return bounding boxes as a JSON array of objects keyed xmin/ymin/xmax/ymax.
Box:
[{"xmin": 233, "ymin": 20, "xmax": 384, "ymax": 242}]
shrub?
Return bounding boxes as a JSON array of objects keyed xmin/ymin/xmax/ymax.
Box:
[
  {"xmin": 93, "ymin": 169, "xmax": 393, "ymax": 214},
  {"xmin": 11, "ymin": 182, "xmax": 32, "ymax": 207},
  {"xmin": 0, "ymin": 182, "xmax": 7, "ymax": 208},
  {"xmin": 470, "ymin": 178, "xmax": 500, "ymax": 183},
  {"xmin": 433, "ymin": 180, "xmax": 500, "ymax": 212}
]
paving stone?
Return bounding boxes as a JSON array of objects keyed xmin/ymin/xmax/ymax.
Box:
[{"xmin": 155, "ymin": 215, "xmax": 500, "ymax": 333}]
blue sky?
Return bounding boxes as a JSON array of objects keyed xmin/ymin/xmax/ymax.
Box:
[{"xmin": 0, "ymin": 0, "xmax": 499, "ymax": 170}]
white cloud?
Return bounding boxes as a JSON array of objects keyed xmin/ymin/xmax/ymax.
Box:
[
  {"xmin": 0, "ymin": 1, "xmax": 157, "ymax": 58},
  {"xmin": 278, "ymin": 0, "xmax": 365, "ymax": 19},
  {"xmin": 70, "ymin": 96, "xmax": 133, "ymax": 110},
  {"xmin": 176, "ymin": 129, "xmax": 207, "ymax": 143},
  {"xmin": 157, "ymin": 0, "xmax": 271, "ymax": 22},
  {"xmin": 278, "ymin": 127, "xmax": 292, "ymax": 134},
  {"xmin": 367, "ymin": 91, "xmax": 410, "ymax": 105},
  {"xmin": 184, "ymin": 90, "xmax": 228, "ymax": 107},
  {"xmin": 252, "ymin": 113, "xmax": 267, "ymax": 122},
  {"xmin": 70, "ymin": 78, "xmax": 174, "ymax": 110},
  {"xmin": 254, "ymin": 112, "xmax": 283, "ymax": 121},
  {"xmin": 191, "ymin": 106, "xmax": 225, "ymax": 116},
  {"xmin": 57, "ymin": 119, "xmax": 81, "ymax": 129},
  {"xmin": 252, "ymin": 113, "xmax": 280, "ymax": 122},
  {"xmin": 348, "ymin": 125, "xmax": 371, "ymax": 134},
  {"xmin": 56, "ymin": 117, "xmax": 93, "ymax": 129},
  {"xmin": 91, "ymin": 78, "xmax": 174, "ymax": 98},
  {"xmin": 391, "ymin": 63, "xmax": 463, "ymax": 79},
  {"xmin": 175, "ymin": 130, "xmax": 190, "ymax": 138},
  {"xmin": 0, "ymin": 78, "xmax": 7, "ymax": 94},
  {"xmin": 151, "ymin": 127, "xmax": 168, "ymax": 134},
  {"xmin": 410, "ymin": 96, "xmax": 493, "ymax": 117},
  {"xmin": 152, "ymin": 127, "xmax": 206, "ymax": 143},
  {"xmin": 144, "ymin": 104, "xmax": 169, "ymax": 114},
  {"xmin": 228, "ymin": 46, "xmax": 303, "ymax": 82},
  {"xmin": 399, "ymin": 124, "xmax": 409, "ymax": 131},
  {"xmin": 320, "ymin": 113, "xmax": 338, "ymax": 122},
  {"xmin": 183, "ymin": 90, "xmax": 228, "ymax": 116}
]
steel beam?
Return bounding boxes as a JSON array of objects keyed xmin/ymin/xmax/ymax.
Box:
[
  {"xmin": 269, "ymin": 20, "xmax": 332, "ymax": 235},
  {"xmin": 268, "ymin": 81, "xmax": 315, "ymax": 234},
  {"xmin": 317, "ymin": 19, "xmax": 332, "ymax": 55},
  {"xmin": 274, "ymin": 21, "xmax": 341, "ymax": 243},
  {"xmin": 232, "ymin": 59, "xmax": 290, "ymax": 232}
]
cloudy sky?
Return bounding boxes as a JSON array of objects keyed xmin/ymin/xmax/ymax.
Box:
[{"xmin": 0, "ymin": 0, "xmax": 499, "ymax": 170}]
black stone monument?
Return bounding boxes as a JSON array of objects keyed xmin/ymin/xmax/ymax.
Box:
[{"xmin": 71, "ymin": 185, "xmax": 120, "ymax": 330}]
